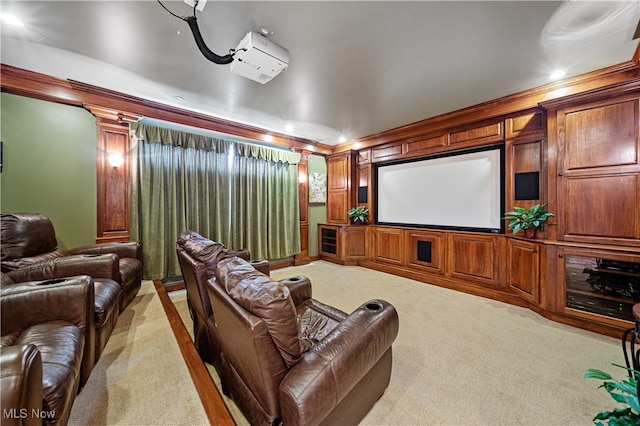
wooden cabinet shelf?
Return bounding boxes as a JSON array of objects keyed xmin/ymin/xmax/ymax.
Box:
[
  {"xmin": 562, "ymin": 250, "xmax": 640, "ymax": 323},
  {"xmin": 318, "ymin": 224, "xmax": 368, "ymax": 265}
]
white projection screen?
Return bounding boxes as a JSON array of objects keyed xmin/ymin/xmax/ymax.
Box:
[{"xmin": 376, "ymin": 145, "xmax": 504, "ymax": 233}]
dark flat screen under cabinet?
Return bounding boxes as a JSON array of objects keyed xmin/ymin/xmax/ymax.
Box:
[{"xmin": 565, "ymin": 255, "xmax": 640, "ymax": 322}]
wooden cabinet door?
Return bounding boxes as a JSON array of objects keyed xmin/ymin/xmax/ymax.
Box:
[
  {"xmin": 405, "ymin": 229, "xmax": 446, "ymax": 274},
  {"xmin": 507, "ymin": 239, "xmax": 540, "ymax": 303},
  {"xmin": 447, "ymin": 233, "xmax": 501, "ymax": 287},
  {"xmin": 373, "ymin": 227, "xmax": 404, "ymax": 266},
  {"xmin": 326, "ymin": 152, "xmax": 354, "ymax": 224},
  {"xmin": 556, "ymin": 97, "xmax": 640, "ymax": 246},
  {"xmin": 344, "ymin": 226, "xmax": 367, "ymax": 260}
]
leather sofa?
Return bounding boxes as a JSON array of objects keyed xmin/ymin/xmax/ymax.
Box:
[
  {"xmin": 208, "ymin": 256, "xmax": 399, "ymax": 426},
  {"xmin": 1, "ymin": 276, "xmax": 94, "ymax": 426},
  {"xmin": 1, "ymin": 212, "xmax": 142, "ymax": 313},
  {"xmin": 176, "ymin": 230, "xmax": 271, "ymax": 368},
  {"xmin": 2, "ymin": 269, "xmax": 120, "ymax": 363}
]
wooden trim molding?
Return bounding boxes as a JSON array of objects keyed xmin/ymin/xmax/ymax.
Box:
[
  {"xmin": 336, "ymin": 61, "xmax": 640, "ymax": 153},
  {"xmin": 294, "ymin": 150, "xmax": 312, "ymax": 265},
  {"xmin": 0, "ymin": 64, "xmax": 333, "ymax": 155},
  {"xmin": 153, "ymin": 280, "xmax": 235, "ymax": 426}
]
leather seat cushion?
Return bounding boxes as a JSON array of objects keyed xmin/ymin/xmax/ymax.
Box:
[
  {"xmin": 12, "ymin": 321, "xmax": 84, "ymax": 422},
  {"xmin": 217, "ymin": 257, "xmax": 301, "ymax": 368},
  {"xmin": 93, "ymin": 279, "xmax": 121, "ymax": 327},
  {"xmin": 298, "ymin": 300, "xmax": 347, "ymax": 352}
]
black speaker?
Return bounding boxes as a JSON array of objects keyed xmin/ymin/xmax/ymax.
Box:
[
  {"xmin": 358, "ymin": 186, "xmax": 368, "ymax": 203},
  {"xmin": 514, "ymin": 171, "xmax": 539, "ymax": 200},
  {"xmin": 417, "ymin": 240, "xmax": 432, "ymax": 263}
]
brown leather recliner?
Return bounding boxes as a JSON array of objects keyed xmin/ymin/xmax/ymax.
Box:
[
  {"xmin": 1, "ymin": 276, "xmax": 95, "ymax": 426},
  {"xmin": 2, "ymin": 269, "xmax": 120, "ymax": 363},
  {"xmin": 208, "ymin": 257, "xmax": 399, "ymax": 426},
  {"xmin": 176, "ymin": 230, "xmax": 271, "ymax": 368},
  {"xmin": 1, "ymin": 212, "xmax": 142, "ymax": 313}
]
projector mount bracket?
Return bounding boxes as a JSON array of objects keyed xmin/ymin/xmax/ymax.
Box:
[{"xmin": 157, "ymin": 0, "xmax": 244, "ymax": 65}]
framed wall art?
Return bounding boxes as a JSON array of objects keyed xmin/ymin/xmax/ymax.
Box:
[{"xmin": 308, "ymin": 172, "xmax": 327, "ymax": 205}]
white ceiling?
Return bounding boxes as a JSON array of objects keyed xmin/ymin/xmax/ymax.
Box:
[{"xmin": 1, "ymin": 1, "xmax": 638, "ymax": 146}]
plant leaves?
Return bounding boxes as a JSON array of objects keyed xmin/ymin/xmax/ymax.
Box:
[{"xmin": 585, "ymin": 369, "xmax": 613, "ymax": 380}]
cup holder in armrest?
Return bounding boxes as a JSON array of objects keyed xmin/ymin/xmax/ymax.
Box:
[
  {"xmin": 287, "ymin": 276, "xmax": 301, "ymax": 282},
  {"xmin": 38, "ymin": 278, "xmax": 66, "ymax": 286},
  {"xmin": 365, "ymin": 301, "xmax": 383, "ymax": 311}
]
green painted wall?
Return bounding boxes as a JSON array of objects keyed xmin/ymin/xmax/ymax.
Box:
[
  {"xmin": 0, "ymin": 93, "xmax": 97, "ymax": 250},
  {"xmin": 308, "ymin": 154, "xmax": 327, "ymax": 257}
]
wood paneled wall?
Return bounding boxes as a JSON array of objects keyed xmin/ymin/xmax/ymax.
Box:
[{"xmin": 333, "ymin": 62, "xmax": 640, "ymax": 338}]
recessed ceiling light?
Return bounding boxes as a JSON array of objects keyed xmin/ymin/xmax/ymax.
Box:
[
  {"xmin": 550, "ymin": 70, "xmax": 566, "ymax": 80},
  {"xmin": 174, "ymin": 95, "xmax": 185, "ymax": 101},
  {"xmin": 1, "ymin": 13, "xmax": 24, "ymax": 27},
  {"xmin": 285, "ymin": 124, "xmax": 294, "ymax": 132},
  {"xmin": 338, "ymin": 136, "xmax": 347, "ymax": 143}
]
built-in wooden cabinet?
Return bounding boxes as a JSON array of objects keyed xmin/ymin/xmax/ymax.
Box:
[
  {"xmin": 507, "ymin": 239, "xmax": 540, "ymax": 304},
  {"xmin": 405, "ymin": 229, "xmax": 446, "ymax": 275},
  {"xmin": 558, "ymin": 246, "xmax": 640, "ymax": 328},
  {"xmin": 545, "ymin": 92, "xmax": 640, "ymax": 247},
  {"xmin": 361, "ymin": 227, "xmax": 520, "ymax": 304},
  {"xmin": 504, "ymin": 108, "xmax": 546, "ymax": 236},
  {"xmin": 372, "ymin": 226, "xmax": 404, "ymax": 266},
  {"xmin": 318, "ymin": 224, "xmax": 368, "ymax": 265},
  {"xmin": 326, "ymin": 151, "xmax": 356, "ymax": 224},
  {"xmin": 320, "ymin": 68, "xmax": 640, "ymax": 337},
  {"xmin": 447, "ymin": 232, "xmax": 503, "ymax": 287}
]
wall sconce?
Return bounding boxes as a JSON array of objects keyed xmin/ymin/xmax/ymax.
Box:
[
  {"xmin": 107, "ymin": 152, "xmax": 124, "ymax": 169},
  {"xmin": 298, "ymin": 172, "xmax": 307, "ymax": 184}
]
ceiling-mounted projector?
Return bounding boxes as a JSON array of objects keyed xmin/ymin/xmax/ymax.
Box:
[{"xmin": 230, "ymin": 31, "xmax": 289, "ymax": 84}]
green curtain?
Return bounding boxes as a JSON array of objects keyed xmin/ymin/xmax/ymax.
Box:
[{"xmin": 130, "ymin": 122, "xmax": 301, "ymax": 280}]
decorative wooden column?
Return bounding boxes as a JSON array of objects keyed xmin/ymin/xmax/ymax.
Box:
[
  {"xmin": 294, "ymin": 150, "xmax": 312, "ymax": 265},
  {"xmin": 86, "ymin": 105, "xmax": 140, "ymax": 243}
]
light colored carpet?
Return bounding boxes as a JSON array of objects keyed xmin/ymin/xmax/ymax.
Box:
[
  {"xmin": 271, "ymin": 261, "xmax": 621, "ymax": 426},
  {"xmin": 69, "ymin": 281, "xmax": 209, "ymax": 425},
  {"xmin": 172, "ymin": 260, "xmax": 624, "ymax": 425}
]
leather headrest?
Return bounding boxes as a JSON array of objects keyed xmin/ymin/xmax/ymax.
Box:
[
  {"xmin": 217, "ymin": 256, "xmax": 301, "ymax": 368},
  {"xmin": 1, "ymin": 213, "xmax": 58, "ymax": 261},
  {"xmin": 177, "ymin": 231, "xmax": 228, "ymax": 275}
]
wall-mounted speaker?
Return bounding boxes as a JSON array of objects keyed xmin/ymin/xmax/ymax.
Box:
[
  {"xmin": 417, "ymin": 240, "xmax": 432, "ymax": 263},
  {"xmin": 358, "ymin": 186, "xmax": 368, "ymax": 203},
  {"xmin": 514, "ymin": 171, "xmax": 539, "ymax": 200}
]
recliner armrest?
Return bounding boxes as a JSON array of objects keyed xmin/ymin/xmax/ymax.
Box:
[
  {"xmin": 0, "ymin": 344, "xmax": 43, "ymax": 426},
  {"xmin": 69, "ymin": 241, "xmax": 142, "ymax": 261},
  {"xmin": 6, "ymin": 254, "xmax": 120, "ymax": 283},
  {"xmin": 279, "ymin": 300, "xmax": 399, "ymax": 425},
  {"xmin": 278, "ymin": 276, "xmax": 312, "ymax": 306}
]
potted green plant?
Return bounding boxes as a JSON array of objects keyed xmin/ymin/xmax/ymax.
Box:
[
  {"xmin": 348, "ymin": 206, "xmax": 369, "ymax": 224},
  {"xmin": 585, "ymin": 365, "xmax": 640, "ymax": 425},
  {"xmin": 503, "ymin": 203, "xmax": 554, "ymax": 238}
]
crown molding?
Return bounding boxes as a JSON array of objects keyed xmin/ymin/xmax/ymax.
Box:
[
  {"xmin": 0, "ymin": 64, "xmax": 333, "ymax": 155},
  {"xmin": 334, "ymin": 61, "xmax": 640, "ymax": 154}
]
